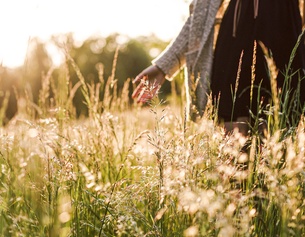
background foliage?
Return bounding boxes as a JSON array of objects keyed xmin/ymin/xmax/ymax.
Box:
[{"xmin": 0, "ymin": 33, "xmax": 177, "ymax": 121}]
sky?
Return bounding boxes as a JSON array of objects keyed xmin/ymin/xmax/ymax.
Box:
[{"xmin": 0, "ymin": 0, "xmax": 190, "ymax": 68}]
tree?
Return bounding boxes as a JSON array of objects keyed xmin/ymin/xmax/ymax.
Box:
[{"xmin": 66, "ymin": 33, "xmax": 167, "ymax": 116}]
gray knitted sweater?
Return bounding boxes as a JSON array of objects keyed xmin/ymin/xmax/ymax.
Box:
[{"xmin": 153, "ymin": 0, "xmax": 222, "ymax": 120}]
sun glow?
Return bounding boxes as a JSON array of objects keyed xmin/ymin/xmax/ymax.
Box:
[{"xmin": 0, "ymin": 0, "xmax": 189, "ymax": 68}]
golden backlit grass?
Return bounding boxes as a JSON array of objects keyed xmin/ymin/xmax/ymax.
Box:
[
  {"xmin": 1, "ymin": 41, "xmax": 305, "ymax": 236},
  {"xmin": 1, "ymin": 96, "xmax": 305, "ymax": 236}
]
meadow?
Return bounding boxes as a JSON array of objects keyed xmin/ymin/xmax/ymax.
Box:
[{"xmin": 1, "ymin": 39, "xmax": 305, "ymax": 237}]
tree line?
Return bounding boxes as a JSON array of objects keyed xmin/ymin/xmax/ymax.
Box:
[{"xmin": 0, "ymin": 33, "xmax": 179, "ymax": 123}]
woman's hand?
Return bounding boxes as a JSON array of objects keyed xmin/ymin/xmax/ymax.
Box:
[{"xmin": 132, "ymin": 65, "xmax": 166, "ymax": 103}]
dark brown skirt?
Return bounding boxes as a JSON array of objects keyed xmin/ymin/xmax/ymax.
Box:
[{"xmin": 211, "ymin": 0, "xmax": 305, "ymax": 122}]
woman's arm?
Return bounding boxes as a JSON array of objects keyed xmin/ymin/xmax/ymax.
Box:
[
  {"xmin": 132, "ymin": 1, "xmax": 195, "ymax": 103},
  {"xmin": 152, "ymin": 16, "xmax": 191, "ymax": 80}
]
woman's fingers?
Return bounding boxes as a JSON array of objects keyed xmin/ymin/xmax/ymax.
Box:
[
  {"xmin": 134, "ymin": 80, "xmax": 161, "ymax": 103},
  {"xmin": 137, "ymin": 89, "xmax": 152, "ymax": 103},
  {"xmin": 132, "ymin": 82, "xmax": 144, "ymax": 99},
  {"xmin": 132, "ymin": 65, "xmax": 165, "ymax": 103},
  {"xmin": 132, "ymin": 74, "xmax": 144, "ymax": 84}
]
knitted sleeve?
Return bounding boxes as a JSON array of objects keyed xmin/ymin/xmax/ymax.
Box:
[{"xmin": 152, "ymin": 17, "xmax": 191, "ymax": 80}]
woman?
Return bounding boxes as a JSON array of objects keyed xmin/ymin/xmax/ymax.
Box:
[
  {"xmin": 132, "ymin": 0, "xmax": 222, "ymax": 121},
  {"xmin": 211, "ymin": 0, "xmax": 305, "ymax": 130},
  {"xmin": 132, "ymin": 0, "xmax": 305, "ymax": 132}
]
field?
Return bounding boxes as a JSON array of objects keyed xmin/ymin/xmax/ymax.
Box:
[
  {"xmin": 1, "ymin": 1, "xmax": 305, "ymax": 236},
  {"xmin": 1, "ymin": 42, "xmax": 305, "ymax": 237}
]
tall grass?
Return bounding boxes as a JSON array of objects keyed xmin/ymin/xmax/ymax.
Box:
[{"xmin": 1, "ymin": 42, "xmax": 305, "ymax": 237}]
